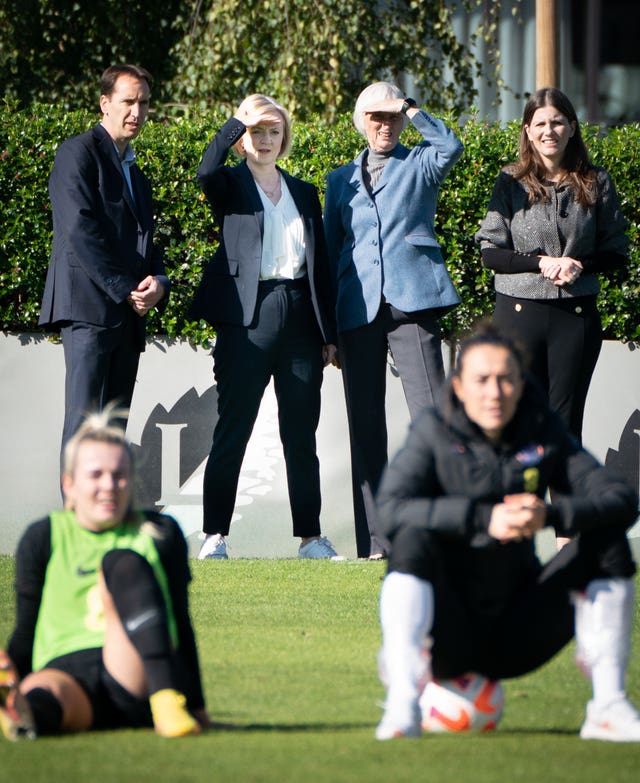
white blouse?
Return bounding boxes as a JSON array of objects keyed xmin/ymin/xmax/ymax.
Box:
[{"xmin": 256, "ymin": 177, "xmax": 307, "ymax": 280}]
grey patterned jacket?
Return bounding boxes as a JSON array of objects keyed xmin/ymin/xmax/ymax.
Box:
[{"xmin": 475, "ymin": 166, "xmax": 629, "ymax": 300}]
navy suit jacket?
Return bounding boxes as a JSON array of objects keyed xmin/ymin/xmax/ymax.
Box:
[
  {"xmin": 324, "ymin": 110, "xmax": 462, "ymax": 334},
  {"xmin": 39, "ymin": 123, "xmax": 168, "ymax": 350},
  {"xmin": 188, "ymin": 119, "xmax": 336, "ymax": 344}
]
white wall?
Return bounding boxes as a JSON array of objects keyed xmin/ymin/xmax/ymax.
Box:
[
  {"xmin": 0, "ymin": 334, "xmax": 412, "ymax": 559},
  {"xmin": 1, "ymin": 334, "xmax": 638, "ymax": 559}
]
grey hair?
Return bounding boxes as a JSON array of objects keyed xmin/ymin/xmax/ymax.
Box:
[{"xmin": 352, "ymin": 81, "xmax": 409, "ymax": 136}]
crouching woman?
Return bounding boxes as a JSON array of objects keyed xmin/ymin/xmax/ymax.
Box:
[{"xmin": 375, "ymin": 321, "xmax": 640, "ymax": 742}]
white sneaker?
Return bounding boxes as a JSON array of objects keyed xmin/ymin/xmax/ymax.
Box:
[
  {"xmin": 198, "ymin": 534, "xmax": 228, "ymax": 560},
  {"xmin": 298, "ymin": 536, "xmax": 345, "ymax": 560},
  {"xmin": 375, "ymin": 707, "xmax": 422, "ymax": 740},
  {"xmin": 376, "ymin": 646, "xmax": 430, "ymax": 740},
  {"xmin": 580, "ymin": 697, "xmax": 640, "ymax": 742}
]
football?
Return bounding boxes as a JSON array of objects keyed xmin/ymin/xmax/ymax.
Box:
[{"xmin": 420, "ymin": 674, "xmax": 505, "ymax": 733}]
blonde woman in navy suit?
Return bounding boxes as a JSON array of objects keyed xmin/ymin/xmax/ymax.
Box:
[
  {"xmin": 324, "ymin": 82, "xmax": 463, "ymax": 559},
  {"xmin": 190, "ymin": 95, "xmax": 341, "ymax": 560}
]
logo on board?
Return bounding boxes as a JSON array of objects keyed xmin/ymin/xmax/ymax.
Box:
[{"xmin": 605, "ymin": 408, "xmax": 640, "ymax": 498}]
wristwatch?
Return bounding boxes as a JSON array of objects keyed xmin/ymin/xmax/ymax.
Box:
[{"xmin": 400, "ymin": 97, "xmax": 417, "ymax": 114}]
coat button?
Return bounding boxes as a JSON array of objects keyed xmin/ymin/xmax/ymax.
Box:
[
  {"xmin": 515, "ymin": 303, "xmax": 522, "ymax": 312},
  {"xmin": 575, "ymin": 306, "xmax": 582, "ymax": 314}
]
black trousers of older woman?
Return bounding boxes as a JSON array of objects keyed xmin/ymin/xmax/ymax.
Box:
[
  {"xmin": 202, "ymin": 278, "xmax": 325, "ymax": 538},
  {"xmin": 388, "ymin": 524, "xmax": 635, "ymax": 681},
  {"xmin": 339, "ymin": 303, "xmax": 445, "ymax": 558}
]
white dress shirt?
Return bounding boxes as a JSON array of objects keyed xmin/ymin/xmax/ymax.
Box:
[{"xmin": 256, "ymin": 177, "xmax": 307, "ymax": 280}]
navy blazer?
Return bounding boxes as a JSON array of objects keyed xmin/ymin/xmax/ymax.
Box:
[
  {"xmin": 324, "ymin": 110, "xmax": 462, "ymax": 334},
  {"xmin": 188, "ymin": 118, "xmax": 336, "ymax": 344},
  {"xmin": 39, "ymin": 124, "xmax": 169, "ymax": 350}
]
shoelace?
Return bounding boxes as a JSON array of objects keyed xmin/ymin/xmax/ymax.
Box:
[{"xmin": 305, "ymin": 537, "xmax": 337, "ymax": 555}]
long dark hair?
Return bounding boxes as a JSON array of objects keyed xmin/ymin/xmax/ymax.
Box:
[{"xmin": 513, "ymin": 87, "xmax": 597, "ymax": 207}]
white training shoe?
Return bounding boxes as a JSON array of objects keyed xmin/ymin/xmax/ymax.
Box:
[
  {"xmin": 298, "ymin": 536, "xmax": 345, "ymax": 560},
  {"xmin": 580, "ymin": 697, "xmax": 640, "ymax": 742},
  {"xmin": 375, "ymin": 708, "xmax": 422, "ymax": 740},
  {"xmin": 198, "ymin": 534, "xmax": 228, "ymax": 560}
]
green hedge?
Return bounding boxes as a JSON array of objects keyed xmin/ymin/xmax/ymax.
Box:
[{"xmin": 1, "ymin": 104, "xmax": 638, "ymax": 343}]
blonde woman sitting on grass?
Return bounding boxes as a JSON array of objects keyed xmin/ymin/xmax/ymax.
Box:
[{"xmin": 1, "ymin": 406, "xmax": 210, "ymax": 740}]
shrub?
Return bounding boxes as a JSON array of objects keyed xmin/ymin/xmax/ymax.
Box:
[{"xmin": 1, "ymin": 104, "xmax": 638, "ymax": 343}]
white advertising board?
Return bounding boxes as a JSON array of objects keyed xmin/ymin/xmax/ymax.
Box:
[{"xmin": 1, "ymin": 334, "xmax": 638, "ymax": 559}]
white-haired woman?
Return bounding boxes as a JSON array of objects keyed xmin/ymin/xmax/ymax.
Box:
[
  {"xmin": 1, "ymin": 408, "xmax": 209, "ymax": 740},
  {"xmin": 189, "ymin": 94, "xmax": 340, "ymax": 560},
  {"xmin": 324, "ymin": 82, "xmax": 463, "ymax": 559}
]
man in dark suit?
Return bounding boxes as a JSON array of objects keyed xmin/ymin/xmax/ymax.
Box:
[{"xmin": 39, "ymin": 64, "xmax": 170, "ymax": 454}]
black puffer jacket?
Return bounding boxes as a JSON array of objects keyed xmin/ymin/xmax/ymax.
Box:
[{"xmin": 376, "ymin": 379, "xmax": 638, "ymax": 614}]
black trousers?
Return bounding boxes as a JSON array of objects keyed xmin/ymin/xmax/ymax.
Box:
[
  {"xmin": 388, "ymin": 525, "xmax": 635, "ymax": 681},
  {"xmin": 202, "ymin": 278, "xmax": 324, "ymax": 538},
  {"xmin": 339, "ymin": 304, "xmax": 445, "ymax": 558},
  {"xmin": 60, "ymin": 312, "xmax": 140, "ymax": 452},
  {"xmin": 493, "ymin": 293, "xmax": 602, "ymax": 443}
]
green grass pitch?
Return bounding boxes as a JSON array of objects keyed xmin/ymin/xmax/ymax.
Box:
[{"xmin": 1, "ymin": 556, "xmax": 639, "ymax": 782}]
